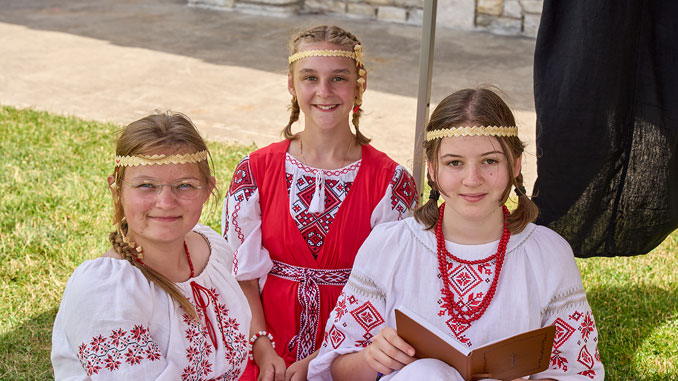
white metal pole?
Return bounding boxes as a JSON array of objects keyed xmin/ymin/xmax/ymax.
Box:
[{"xmin": 412, "ymin": 0, "xmax": 437, "ymax": 203}]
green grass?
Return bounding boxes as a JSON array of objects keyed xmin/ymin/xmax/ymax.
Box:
[{"xmin": 1, "ymin": 106, "xmax": 676, "ymax": 379}]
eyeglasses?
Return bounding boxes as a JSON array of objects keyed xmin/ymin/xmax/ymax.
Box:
[{"xmin": 120, "ymin": 179, "xmax": 206, "ymax": 200}]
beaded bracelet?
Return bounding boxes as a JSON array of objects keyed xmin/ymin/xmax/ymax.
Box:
[{"xmin": 248, "ymin": 331, "xmax": 275, "ymax": 360}]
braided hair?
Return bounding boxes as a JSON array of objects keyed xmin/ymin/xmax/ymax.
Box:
[{"xmin": 109, "ymin": 112, "xmax": 217, "ymax": 320}]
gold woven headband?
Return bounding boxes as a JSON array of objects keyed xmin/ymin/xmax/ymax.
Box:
[
  {"xmin": 114, "ymin": 151, "xmax": 209, "ymax": 167},
  {"xmin": 425, "ymin": 126, "xmax": 518, "ymax": 141},
  {"xmin": 288, "ymin": 44, "xmax": 365, "ymax": 68}
]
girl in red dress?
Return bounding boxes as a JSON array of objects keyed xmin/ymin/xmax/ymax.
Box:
[{"xmin": 221, "ymin": 25, "xmax": 418, "ymax": 381}]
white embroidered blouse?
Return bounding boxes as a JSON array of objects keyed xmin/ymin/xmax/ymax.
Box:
[
  {"xmin": 308, "ymin": 218, "xmax": 605, "ymax": 380},
  {"xmin": 221, "ymin": 153, "xmax": 418, "ymax": 282},
  {"xmin": 51, "ymin": 225, "xmax": 251, "ymax": 380}
]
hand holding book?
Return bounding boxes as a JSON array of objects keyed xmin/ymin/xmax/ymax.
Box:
[
  {"xmin": 360, "ymin": 326, "xmax": 416, "ymax": 376},
  {"xmin": 395, "ymin": 306, "xmax": 556, "ymax": 381}
]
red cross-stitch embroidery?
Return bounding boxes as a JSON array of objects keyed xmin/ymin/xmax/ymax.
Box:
[
  {"xmin": 180, "ymin": 284, "xmax": 248, "ymax": 381},
  {"xmin": 389, "ymin": 167, "xmax": 417, "ymax": 219},
  {"xmin": 229, "ymin": 157, "xmax": 256, "ymax": 202},
  {"xmin": 350, "ymin": 302, "xmax": 385, "ymax": 333},
  {"xmin": 553, "ymin": 318, "xmax": 575, "ymax": 349},
  {"xmin": 579, "ymin": 312, "xmax": 595, "ymax": 341},
  {"xmin": 436, "ymin": 256, "xmax": 498, "ymax": 346},
  {"xmin": 285, "ymin": 172, "xmax": 354, "ymax": 258},
  {"xmin": 550, "ymin": 349, "xmax": 569, "ymax": 371},
  {"xmin": 334, "ymin": 292, "xmax": 349, "ymax": 322},
  {"xmin": 328, "ymin": 326, "xmax": 347, "ymax": 349},
  {"xmin": 231, "ymin": 202, "xmax": 244, "ymax": 244},
  {"xmin": 577, "ymin": 345, "xmax": 595, "ymax": 369},
  {"xmin": 77, "ymin": 324, "xmax": 161, "ymax": 376}
]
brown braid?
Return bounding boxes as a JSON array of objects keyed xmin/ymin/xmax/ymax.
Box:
[{"xmin": 413, "ymin": 175, "xmax": 441, "ymax": 230}]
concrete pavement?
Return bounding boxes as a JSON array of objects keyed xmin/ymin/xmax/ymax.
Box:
[{"xmin": 0, "ymin": 0, "xmax": 538, "ymax": 189}]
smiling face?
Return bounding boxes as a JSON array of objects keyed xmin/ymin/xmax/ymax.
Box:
[
  {"xmin": 288, "ymin": 41, "xmax": 362, "ymax": 132},
  {"xmin": 116, "ymin": 158, "xmax": 213, "ymax": 247},
  {"xmin": 430, "ymin": 135, "xmax": 521, "ymax": 224}
]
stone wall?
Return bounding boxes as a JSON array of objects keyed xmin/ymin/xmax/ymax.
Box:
[{"xmin": 188, "ymin": 0, "xmax": 543, "ymax": 37}]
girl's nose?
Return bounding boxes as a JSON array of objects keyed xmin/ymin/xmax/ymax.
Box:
[
  {"xmin": 462, "ymin": 165, "xmax": 483, "ymax": 187},
  {"xmin": 316, "ymin": 79, "xmax": 332, "ymax": 98},
  {"xmin": 154, "ymin": 184, "xmax": 178, "ymax": 207}
]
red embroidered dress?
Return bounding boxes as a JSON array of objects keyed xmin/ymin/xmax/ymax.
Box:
[{"xmin": 222, "ymin": 140, "xmax": 417, "ymax": 371}]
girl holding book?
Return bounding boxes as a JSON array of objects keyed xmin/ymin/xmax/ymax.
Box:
[{"xmin": 307, "ymin": 87, "xmax": 604, "ymax": 380}]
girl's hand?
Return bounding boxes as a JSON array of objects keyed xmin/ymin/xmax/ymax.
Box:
[
  {"xmin": 362, "ymin": 327, "xmax": 416, "ymax": 375},
  {"xmin": 253, "ymin": 338, "xmax": 286, "ymax": 381},
  {"xmin": 285, "ymin": 355, "xmax": 313, "ymax": 381}
]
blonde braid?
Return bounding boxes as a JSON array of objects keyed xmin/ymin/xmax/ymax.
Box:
[
  {"xmin": 109, "ymin": 227, "xmax": 198, "ymax": 320},
  {"xmin": 283, "ymin": 97, "xmax": 301, "ymax": 140}
]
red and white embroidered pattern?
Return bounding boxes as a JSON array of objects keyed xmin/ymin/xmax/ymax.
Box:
[
  {"xmin": 228, "ymin": 157, "xmax": 257, "ymax": 202},
  {"xmin": 269, "ymin": 260, "xmax": 351, "ymax": 361},
  {"xmin": 180, "ymin": 286, "xmax": 249, "ymax": 381},
  {"xmin": 350, "ymin": 301, "xmax": 385, "ymax": 348},
  {"xmin": 285, "ymin": 167, "xmax": 356, "ymax": 258},
  {"xmin": 436, "ymin": 258, "xmax": 498, "ymax": 346},
  {"xmin": 549, "ymin": 310, "xmax": 600, "ymax": 379},
  {"xmin": 389, "ymin": 166, "xmax": 418, "ymax": 219},
  {"xmin": 76, "ymin": 324, "xmax": 161, "ymax": 376}
]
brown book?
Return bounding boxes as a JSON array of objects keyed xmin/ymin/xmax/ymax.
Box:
[{"xmin": 395, "ymin": 306, "xmax": 555, "ymax": 381}]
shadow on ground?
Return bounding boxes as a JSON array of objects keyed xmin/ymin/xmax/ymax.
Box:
[
  {"xmin": 0, "ymin": 308, "xmax": 56, "ymax": 379},
  {"xmin": 587, "ymin": 284, "xmax": 678, "ymax": 380}
]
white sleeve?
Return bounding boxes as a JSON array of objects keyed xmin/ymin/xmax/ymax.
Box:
[
  {"xmin": 370, "ymin": 165, "xmax": 419, "ymax": 228},
  {"xmin": 531, "ymin": 286, "xmax": 604, "ymax": 380},
  {"xmin": 221, "ymin": 156, "xmax": 273, "ymax": 282},
  {"xmin": 528, "ymin": 227, "xmax": 605, "ymax": 380},
  {"xmin": 307, "ymin": 269, "xmax": 389, "ymax": 381},
  {"xmin": 308, "ymin": 224, "xmax": 402, "ymax": 381},
  {"xmin": 51, "ymin": 260, "xmax": 180, "ymax": 380}
]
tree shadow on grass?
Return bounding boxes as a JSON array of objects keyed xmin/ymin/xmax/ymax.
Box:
[
  {"xmin": 587, "ymin": 284, "xmax": 678, "ymax": 380},
  {"xmin": 0, "ymin": 308, "xmax": 57, "ymax": 380}
]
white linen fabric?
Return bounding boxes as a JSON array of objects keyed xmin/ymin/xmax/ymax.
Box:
[
  {"xmin": 308, "ymin": 218, "xmax": 604, "ymax": 380},
  {"xmin": 51, "ymin": 224, "xmax": 251, "ymax": 381},
  {"xmin": 221, "ymin": 153, "xmax": 417, "ymax": 284}
]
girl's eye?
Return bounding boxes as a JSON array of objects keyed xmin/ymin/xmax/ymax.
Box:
[
  {"xmin": 332, "ymin": 76, "xmax": 346, "ymax": 82},
  {"xmin": 175, "ymin": 183, "xmax": 196, "ymax": 190},
  {"xmin": 138, "ymin": 183, "xmax": 156, "ymax": 189},
  {"xmin": 303, "ymin": 76, "xmax": 317, "ymax": 81},
  {"xmin": 483, "ymin": 158, "xmax": 499, "ymax": 165},
  {"xmin": 447, "ymin": 160, "xmax": 462, "ymax": 167}
]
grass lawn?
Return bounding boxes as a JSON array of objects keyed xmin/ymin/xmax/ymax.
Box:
[{"xmin": 1, "ymin": 106, "xmax": 676, "ymax": 379}]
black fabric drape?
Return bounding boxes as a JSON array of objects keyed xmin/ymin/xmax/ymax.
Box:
[{"xmin": 532, "ymin": 1, "xmax": 678, "ymax": 257}]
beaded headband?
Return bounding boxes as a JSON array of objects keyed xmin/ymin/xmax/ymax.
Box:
[
  {"xmin": 289, "ymin": 44, "xmax": 367, "ymax": 113},
  {"xmin": 114, "ymin": 151, "xmax": 209, "ymax": 167},
  {"xmin": 425, "ymin": 126, "xmax": 518, "ymax": 142}
]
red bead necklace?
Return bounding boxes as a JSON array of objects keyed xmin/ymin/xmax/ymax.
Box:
[
  {"xmin": 184, "ymin": 241, "xmax": 195, "ymax": 278},
  {"xmin": 435, "ymin": 203, "xmax": 511, "ymax": 324}
]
